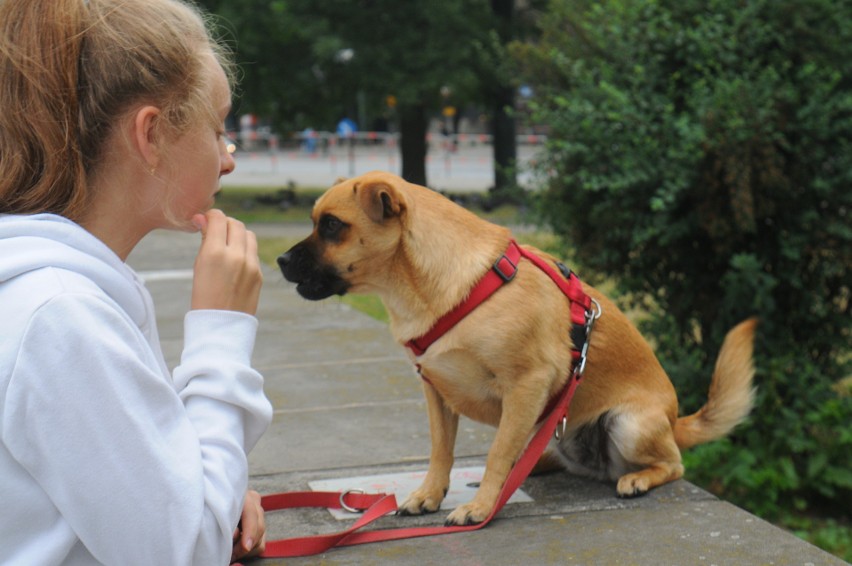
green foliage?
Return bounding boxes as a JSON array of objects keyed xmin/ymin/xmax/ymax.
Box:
[
  {"xmin": 514, "ymin": 0, "xmax": 852, "ymax": 533},
  {"xmin": 197, "ymin": 0, "xmax": 329, "ymax": 129},
  {"xmin": 795, "ymin": 518, "xmax": 852, "ymax": 563},
  {"xmin": 197, "ymin": 0, "xmax": 494, "ymax": 132},
  {"xmin": 284, "ymin": 0, "xmax": 489, "ymax": 107}
]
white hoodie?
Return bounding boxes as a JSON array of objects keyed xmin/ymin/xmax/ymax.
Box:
[{"xmin": 0, "ymin": 214, "xmax": 273, "ymax": 565}]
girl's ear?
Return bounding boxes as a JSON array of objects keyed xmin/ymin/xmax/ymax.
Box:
[{"xmin": 132, "ymin": 105, "xmax": 162, "ymax": 172}]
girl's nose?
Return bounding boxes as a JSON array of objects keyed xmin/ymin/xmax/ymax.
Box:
[{"xmin": 221, "ymin": 145, "xmax": 236, "ymax": 176}]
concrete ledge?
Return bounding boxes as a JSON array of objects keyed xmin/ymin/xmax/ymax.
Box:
[{"xmin": 247, "ymin": 460, "xmax": 845, "ymax": 565}]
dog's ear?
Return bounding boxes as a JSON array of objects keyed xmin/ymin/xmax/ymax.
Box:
[{"xmin": 357, "ymin": 181, "xmax": 404, "ymax": 223}]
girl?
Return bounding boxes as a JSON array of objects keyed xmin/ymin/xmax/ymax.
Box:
[{"xmin": 0, "ymin": 0, "xmax": 272, "ymax": 563}]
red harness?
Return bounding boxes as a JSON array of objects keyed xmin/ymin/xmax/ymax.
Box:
[
  {"xmin": 406, "ymin": 239, "xmax": 594, "ymax": 365},
  {"xmin": 251, "ymin": 240, "xmax": 599, "ymax": 560}
]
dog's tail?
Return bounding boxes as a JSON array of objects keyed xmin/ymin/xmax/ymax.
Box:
[{"xmin": 674, "ymin": 318, "xmax": 758, "ymax": 451}]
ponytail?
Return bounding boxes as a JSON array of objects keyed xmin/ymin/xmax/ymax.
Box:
[{"xmin": 0, "ymin": 0, "xmax": 89, "ymax": 219}]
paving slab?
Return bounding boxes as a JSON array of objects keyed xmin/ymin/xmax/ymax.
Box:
[{"xmin": 127, "ymin": 225, "xmax": 847, "ymax": 566}]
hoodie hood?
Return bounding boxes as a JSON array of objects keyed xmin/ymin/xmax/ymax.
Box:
[{"xmin": 0, "ymin": 213, "xmax": 151, "ymax": 329}]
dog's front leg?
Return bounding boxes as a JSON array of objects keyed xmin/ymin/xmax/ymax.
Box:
[
  {"xmin": 444, "ymin": 380, "xmax": 546, "ymax": 526},
  {"xmin": 398, "ymin": 380, "xmax": 458, "ymax": 516}
]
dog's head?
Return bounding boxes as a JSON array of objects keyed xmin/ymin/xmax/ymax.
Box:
[{"xmin": 278, "ymin": 171, "xmax": 408, "ymax": 300}]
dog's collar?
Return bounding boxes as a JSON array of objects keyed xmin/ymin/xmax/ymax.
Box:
[{"xmin": 405, "ymin": 240, "xmax": 594, "ymax": 365}]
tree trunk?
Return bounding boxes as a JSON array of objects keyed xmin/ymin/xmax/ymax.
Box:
[
  {"xmin": 492, "ymin": 85, "xmax": 517, "ymax": 192},
  {"xmin": 399, "ymin": 103, "xmax": 428, "ymax": 186},
  {"xmin": 491, "ymin": 0, "xmax": 517, "ymax": 192}
]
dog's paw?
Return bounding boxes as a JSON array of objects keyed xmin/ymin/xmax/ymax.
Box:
[
  {"xmin": 397, "ymin": 487, "xmax": 446, "ymax": 516},
  {"xmin": 616, "ymin": 473, "xmax": 650, "ymax": 498},
  {"xmin": 444, "ymin": 502, "xmax": 490, "ymax": 526}
]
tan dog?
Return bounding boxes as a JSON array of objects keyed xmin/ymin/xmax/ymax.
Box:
[{"xmin": 278, "ymin": 170, "xmax": 757, "ymax": 526}]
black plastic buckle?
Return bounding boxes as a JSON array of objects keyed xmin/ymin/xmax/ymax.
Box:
[
  {"xmin": 492, "ymin": 254, "xmax": 518, "ymax": 282},
  {"xmin": 570, "ymin": 323, "xmax": 587, "ymax": 354},
  {"xmin": 556, "ymin": 261, "xmax": 573, "ymax": 279}
]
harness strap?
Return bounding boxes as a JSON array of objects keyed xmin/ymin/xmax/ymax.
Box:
[
  {"xmin": 407, "ymin": 240, "xmax": 592, "ymax": 359},
  {"xmin": 406, "ymin": 241, "xmax": 523, "ymax": 356},
  {"xmin": 515, "ymin": 245, "xmax": 593, "ymax": 364}
]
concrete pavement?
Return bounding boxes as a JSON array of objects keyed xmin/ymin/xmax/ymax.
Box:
[
  {"xmin": 221, "ymin": 143, "xmax": 543, "ymax": 193},
  {"xmin": 128, "ymin": 224, "xmax": 847, "ymax": 566}
]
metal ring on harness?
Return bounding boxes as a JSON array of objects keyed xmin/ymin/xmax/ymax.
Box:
[
  {"xmin": 588, "ymin": 298, "xmax": 603, "ymax": 324},
  {"xmin": 339, "ymin": 489, "xmax": 367, "ymax": 513},
  {"xmin": 554, "ymin": 415, "xmax": 568, "ymax": 441}
]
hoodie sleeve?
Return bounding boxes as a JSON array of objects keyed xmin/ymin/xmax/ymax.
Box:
[
  {"xmin": 3, "ymin": 293, "xmax": 272, "ymax": 565},
  {"xmin": 173, "ymin": 309, "xmax": 274, "ymax": 559}
]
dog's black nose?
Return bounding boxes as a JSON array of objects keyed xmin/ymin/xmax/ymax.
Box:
[{"xmin": 276, "ymin": 252, "xmax": 291, "ymax": 271}]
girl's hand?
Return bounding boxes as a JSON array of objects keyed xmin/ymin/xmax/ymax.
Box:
[
  {"xmin": 191, "ymin": 210, "xmax": 262, "ymax": 315},
  {"xmin": 231, "ymin": 489, "xmax": 266, "ymax": 562}
]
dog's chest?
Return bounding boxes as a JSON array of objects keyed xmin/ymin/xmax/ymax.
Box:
[
  {"xmin": 420, "ymin": 354, "xmax": 496, "ymax": 392},
  {"xmin": 417, "ymin": 352, "xmax": 505, "ymax": 420}
]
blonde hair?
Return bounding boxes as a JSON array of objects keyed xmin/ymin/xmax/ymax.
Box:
[{"xmin": 0, "ymin": 0, "xmax": 234, "ymax": 221}]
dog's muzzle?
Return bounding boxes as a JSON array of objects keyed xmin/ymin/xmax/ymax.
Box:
[{"xmin": 278, "ymin": 243, "xmax": 350, "ymax": 300}]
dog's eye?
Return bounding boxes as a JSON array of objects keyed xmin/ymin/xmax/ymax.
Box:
[
  {"xmin": 322, "ymin": 215, "xmax": 341, "ymax": 232},
  {"xmin": 319, "ymin": 214, "xmax": 346, "ymax": 240}
]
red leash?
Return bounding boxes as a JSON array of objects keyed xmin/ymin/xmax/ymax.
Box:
[
  {"xmin": 257, "ymin": 374, "xmax": 582, "ymax": 558},
  {"xmin": 254, "ymin": 241, "xmax": 600, "ymax": 559}
]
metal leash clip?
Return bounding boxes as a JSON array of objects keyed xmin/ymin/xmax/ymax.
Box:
[
  {"xmin": 573, "ymin": 298, "xmax": 602, "ymax": 380},
  {"xmin": 557, "ymin": 299, "xmax": 602, "ymax": 441}
]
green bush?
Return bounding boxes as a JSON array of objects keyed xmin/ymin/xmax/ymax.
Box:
[{"xmin": 513, "ymin": 0, "xmax": 851, "ymax": 534}]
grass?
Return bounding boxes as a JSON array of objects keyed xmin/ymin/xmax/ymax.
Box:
[
  {"xmin": 256, "ymin": 237, "xmax": 300, "ymax": 265},
  {"xmin": 214, "ymin": 186, "xmax": 324, "ymax": 223}
]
